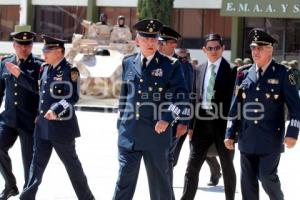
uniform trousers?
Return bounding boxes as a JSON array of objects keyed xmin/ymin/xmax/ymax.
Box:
[
  {"xmin": 113, "ymin": 147, "xmax": 172, "ymax": 200},
  {"xmin": 19, "ymin": 138, "xmax": 94, "ymax": 200},
  {"xmin": 173, "ymin": 133, "xmax": 221, "ymax": 179},
  {"xmin": 181, "ymin": 118, "xmax": 236, "ymax": 200},
  {"xmin": 240, "ymin": 152, "xmax": 284, "ymax": 200},
  {"xmin": 0, "ymin": 124, "xmax": 33, "ymax": 189}
]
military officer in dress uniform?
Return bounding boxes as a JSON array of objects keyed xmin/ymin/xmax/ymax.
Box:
[
  {"xmin": 8, "ymin": 35, "xmax": 95, "ymax": 200},
  {"xmin": 158, "ymin": 25, "xmax": 192, "ymax": 200},
  {"xmin": 0, "ymin": 27, "xmax": 43, "ymax": 200},
  {"xmin": 113, "ymin": 19, "xmax": 189, "ymax": 200},
  {"xmin": 225, "ymin": 29, "xmax": 300, "ymax": 200}
]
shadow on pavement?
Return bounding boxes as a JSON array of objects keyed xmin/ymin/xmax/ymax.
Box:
[{"xmin": 198, "ymin": 186, "xmax": 224, "ymax": 193}]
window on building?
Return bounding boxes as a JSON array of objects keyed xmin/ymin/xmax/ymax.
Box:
[
  {"xmin": 32, "ymin": 6, "xmax": 87, "ymax": 42},
  {"xmin": 174, "ymin": 9, "xmax": 232, "ymax": 49},
  {"xmin": 286, "ymin": 20, "xmax": 300, "ymax": 61},
  {"xmin": 244, "ymin": 18, "xmax": 300, "ymax": 62},
  {"xmin": 0, "ymin": 5, "xmax": 19, "ymax": 41}
]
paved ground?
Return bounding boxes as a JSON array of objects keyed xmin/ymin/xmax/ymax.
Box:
[{"xmin": 2, "ymin": 111, "xmax": 299, "ymax": 200}]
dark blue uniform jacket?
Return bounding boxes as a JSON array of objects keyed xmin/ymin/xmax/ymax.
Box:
[
  {"xmin": 0, "ymin": 54, "xmax": 42, "ymax": 133},
  {"xmin": 226, "ymin": 61, "xmax": 300, "ymax": 154},
  {"xmin": 117, "ymin": 51, "xmax": 189, "ymax": 150}
]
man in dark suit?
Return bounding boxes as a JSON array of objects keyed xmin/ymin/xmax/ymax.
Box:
[
  {"xmin": 113, "ymin": 19, "xmax": 189, "ymax": 200},
  {"xmin": 173, "ymin": 49, "xmax": 222, "ymax": 187},
  {"xmin": 225, "ymin": 29, "xmax": 300, "ymax": 200},
  {"xmin": 181, "ymin": 33, "xmax": 236, "ymax": 200},
  {"xmin": 0, "ymin": 27, "xmax": 43, "ymax": 200},
  {"xmin": 7, "ymin": 35, "xmax": 94, "ymax": 200}
]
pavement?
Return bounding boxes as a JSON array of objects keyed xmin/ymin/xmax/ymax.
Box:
[{"xmin": 1, "ymin": 111, "xmax": 299, "ymax": 200}]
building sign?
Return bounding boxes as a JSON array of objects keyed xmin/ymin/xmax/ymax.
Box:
[{"xmin": 221, "ymin": 0, "xmax": 300, "ymax": 18}]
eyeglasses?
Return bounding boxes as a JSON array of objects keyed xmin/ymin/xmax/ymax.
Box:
[{"xmin": 206, "ymin": 46, "xmax": 221, "ymax": 52}]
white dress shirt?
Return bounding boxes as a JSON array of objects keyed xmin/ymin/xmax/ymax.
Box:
[
  {"xmin": 201, "ymin": 57, "xmax": 222, "ymax": 109},
  {"xmin": 255, "ymin": 59, "xmax": 272, "ymax": 78},
  {"xmin": 141, "ymin": 54, "xmax": 155, "ymax": 69}
]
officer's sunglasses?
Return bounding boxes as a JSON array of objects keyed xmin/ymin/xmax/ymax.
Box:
[{"xmin": 206, "ymin": 46, "xmax": 222, "ymax": 52}]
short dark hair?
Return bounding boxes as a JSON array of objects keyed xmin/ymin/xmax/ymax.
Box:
[{"xmin": 204, "ymin": 33, "xmax": 223, "ymax": 46}]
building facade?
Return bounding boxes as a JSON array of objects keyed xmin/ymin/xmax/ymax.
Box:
[
  {"xmin": 0, "ymin": 0, "xmax": 231, "ymax": 49},
  {"xmin": 1, "ymin": 0, "xmax": 300, "ymax": 61},
  {"xmin": 222, "ymin": 0, "xmax": 300, "ymax": 61}
]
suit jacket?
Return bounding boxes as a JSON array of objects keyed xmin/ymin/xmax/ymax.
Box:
[
  {"xmin": 226, "ymin": 60, "xmax": 300, "ymax": 154},
  {"xmin": 191, "ymin": 57, "xmax": 234, "ymax": 135},
  {"xmin": 117, "ymin": 51, "xmax": 189, "ymax": 151},
  {"xmin": 0, "ymin": 54, "xmax": 43, "ymax": 133}
]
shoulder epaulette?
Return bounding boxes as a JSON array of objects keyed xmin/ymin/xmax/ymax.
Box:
[
  {"xmin": 169, "ymin": 57, "xmax": 178, "ymax": 64},
  {"xmin": 237, "ymin": 64, "xmax": 252, "ymax": 72},
  {"xmin": 160, "ymin": 53, "xmax": 177, "ymax": 64},
  {"xmin": 1, "ymin": 54, "xmax": 14, "ymax": 61},
  {"xmin": 41, "ymin": 62, "xmax": 49, "ymax": 67},
  {"xmin": 70, "ymin": 67, "xmax": 79, "ymax": 72},
  {"xmin": 123, "ymin": 52, "xmax": 137, "ymax": 60},
  {"xmin": 283, "ymin": 64, "xmax": 292, "ymax": 71},
  {"xmin": 66, "ymin": 62, "xmax": 74, "ymax": 68},
  {"xmin": 33, "ymin": 56, "xmax": 44, "ymax": 63}
]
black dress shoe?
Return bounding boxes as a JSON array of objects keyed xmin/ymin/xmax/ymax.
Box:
[
  {"xmin": 207, "ymin": 173, "xmax": 221, "ymax": 186},
  {"xmin": 0, "ymin": 186, "xmax": 19, "ymax": 200}
]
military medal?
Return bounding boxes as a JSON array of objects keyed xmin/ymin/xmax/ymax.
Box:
[
  {"xmin": 27, "ymin": 69, "xmax": 34, "ymax": 75},
  {"xmin": 267, "ymin": 79, "xmax": 279, "ymax": 84},
  {"xmin": 274, "ymin": 94, "xmax": 279, "ymax": 99},
  {"xmin": 54, "ymin": 73, "xmax": 63, "ymax": 81},
  {"xmin": 265, "ymin": 93, "xmax": 271, "ymax": 99},
  {"xmin": 151, "ymin": 68, "xmax": 163, "ymax": 77}
]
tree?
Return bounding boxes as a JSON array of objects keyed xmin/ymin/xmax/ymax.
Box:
[{"xmin": 137, "ymin": 0, "xmax": 174, "ymax": 25}]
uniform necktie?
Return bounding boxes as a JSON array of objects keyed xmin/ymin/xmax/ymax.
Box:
[
  {"xmin": 19, "ymin": 59, "xmax": 24, "ymax": 66},
  {"xmin": 206, "ymin": 64, "xmax": 217, "ymax": 105},
  {"xmin": 47, "ymin": 65, "xmax": 53, "ymax": 74},
  {"xmin": 257, "ymin": 68, "xmax": 263, "ymax": 81},
  {"xmin": 142, "ymin": 57, "xmax": 147, "ymax": 72}
]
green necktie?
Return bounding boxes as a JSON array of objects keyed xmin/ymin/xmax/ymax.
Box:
[{"xmin": 206, "ymin": 64, "xmax": 217, "ymax": 105}]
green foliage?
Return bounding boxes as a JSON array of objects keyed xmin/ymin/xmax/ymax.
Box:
[{"xmin": 137, "ymin": 0, "xmax": 174, "ymax": 25}]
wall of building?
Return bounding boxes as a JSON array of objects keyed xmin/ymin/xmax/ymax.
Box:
[
  {"xmin": 0, "ymin": 0, "xmax": 19, "ymax": 5},
  {"xmin": 0, "ymin": 0, "xmax": 222, "ymax": 7},
  {"xmin": 0, "ymin": 0, "xmax": 233, "ymax": 60},
  {"xmin": 0, "ymin": 1, "xmax": 232, "ymax": 49}
]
